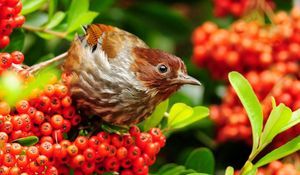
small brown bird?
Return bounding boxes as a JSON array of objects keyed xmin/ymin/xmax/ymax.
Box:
[{"xmin": 31, "ymin": 24, "xmax": 201, "ymax": 125}]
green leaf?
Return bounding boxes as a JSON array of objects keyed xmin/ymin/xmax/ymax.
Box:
[
  {"xmin": 254, "ymin": 135, "xmax": 300, "ymax": 168},
  {"xmin": 244, "ymin": 168, "xmax": 257, "ymax": 175},
  {"xmin": 48, "ymin": 0, "xmax": 58, "ymax": 20},
  {"xmin": 67, "ymin": 11, "xmax": 99, "ymax": 33},
  {"xmin": 157, "ymin": 163, "xmax": 179, "ymax": 174},
  {"xmin": 225, "ymin": 166, "xmax": 234, "ymax": 175},
  {"xmin": 44, "ymin": 11, "xmax": 66, "ymax": 29},
  {"xmin": 168, "ymin": 103, "xmax": 193, "ymax": 127},
  {"xmin": 21, "ymin": 0, "xmax": 48, "ymax": 15},
  {"xmin": 228, "ymin": 71, "xmax": 263, "ymax": 154},
  {"xmin": 143, "ymin": 99, "xmax": 169, "ymax": 131},
  {"xmin": 170, "ymin": 106, "xmax": 209, "ymax": 129},
  {"xmin": 260, "ymin": 104, "xmax": 292, "ymax": 148},
  {"xmin": 12, "ymin": 136, "xmax": 39, "ymax": 146},
  {"xmin": 280, "ymin": 108, "xmax": 300, "ymax": 132},
  {"xmin": 67, "ymin": 0, "xmax": 89, "ymax": 31},
  {"xmin": 1, "ymin": 29, "xmax": 25, "ymax": 52},
  {"xmin": 184, "ymin": 148, "xmax": 214, "ymax": 174},
  {"xmin": 160, "ymin": 165, "xmax": 186, "ymax": 175}
]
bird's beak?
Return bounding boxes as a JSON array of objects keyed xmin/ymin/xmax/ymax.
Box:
[{"xmin": 173, "ymin": 73, "xmax": 201, "ymax": 86}]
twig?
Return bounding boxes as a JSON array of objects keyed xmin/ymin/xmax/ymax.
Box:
[
  {"xmin": 28, "ymin": 52, "xmax": 68, "ymax": 74},
  {"xmin": 22, "ymin": 24, "xmax": 68, "ymax": 39}
]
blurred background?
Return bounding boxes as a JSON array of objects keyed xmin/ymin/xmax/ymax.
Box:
[{"xmin": 16, "ymin": 0, "xmax": 297, "ymax": 174}]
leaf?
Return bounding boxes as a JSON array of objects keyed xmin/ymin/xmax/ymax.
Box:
[
  {"xmin": 12, "ymin": 136, "xmax": 39, "ymax": 146},
  {"xmin": 143, "ymin": 99, "xmax": 169, "ymax": 131},
  {"xmin": 184, "ymin": 148, "xmax": 214, "ymax": 174},
  {"xmin": 225, "ymin": 166, "xmax": 234, "ymax": 175},
  {"xmin": 280, "ymin": 108, "xmax": 300, "ymax": 132},
  {"xmin": 157, "ymin": 163, "xmax": 179, "ymax": 174},
  {"xmin": 1, "ymin": 29, "xmax": 25, "ymax": 52},
  {"xmin": 67, "ymin": 11, "xmax": 99, "ymax": 33},
  {"xmin": 44, "ymin": 11, "xmax": 66, "ymax": 29},
  {"xmin": 21, "ymin": 0, "xmax": 47, "ymax": 15},
  {"xmin": 48, "ymin": 0, "xmax": 58, "ymax": 20},
  {"xmin": 160, "ymin": 165, "xmax": 186, "ymax": 175},
  {"xmin": 244, "ymin": 168, "xmax": 257, "ymax": 175},
  {"xmin": 90, "ymin": 0, "xmax": 116, "ymax": 13},
  {"xmin": 254, "ymin": 135, "xmax": 300, "ymax": 168},
  {"xmin": 67, "ymin": 0, "xmax": 89, "ymax": 30},
  {"xmin": 170, "ymin": 106, "xmax": 209, "ymax": 129},
  {"xmin": 168, "ymin": 103, "xmax": 193, "ymax": 127},
  {"xmin": 260, "ymin": 104, "xmax": 292, "ymax": 148},
  {"xmin": 228, "ymin": 71, "xmax": 263, "ymax": 154}
]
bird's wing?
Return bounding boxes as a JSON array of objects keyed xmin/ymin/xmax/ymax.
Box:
[{"xmin": 84, "ymin": 24, "xmax": 148, "ymax": 59}]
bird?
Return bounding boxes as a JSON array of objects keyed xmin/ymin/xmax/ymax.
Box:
[{"xmin": 30, "ymin": 24, "xmax": 201, "ymax": 126}]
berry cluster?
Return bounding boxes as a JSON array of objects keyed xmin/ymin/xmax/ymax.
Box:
[
  {"xmin": 0, "ymin": 0, "xmax": 25, "ymax": 48},
  {"xmin": 0, "ymin": 126, "xmax": 166, "ymax": 175},
  {"xmin": 210, "ymin": 66, "xmax": 300, "ymax": 144},
  {"xmin": 243, "ymin": 161, "xmax": 300, "ymax": 175},
  {"xmin": 192, "ymin": 8, "xmax": 300, "ymax": 79},
  {"xmin": 213, "ymin": 0, "xmax": 275, "ymax": 18},
  {"xmin": 0, "ymin": 51, "xmax": 24, "ymax": 73}
]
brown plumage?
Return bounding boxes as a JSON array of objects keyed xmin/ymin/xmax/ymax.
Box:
[{"xmin": 32, "ymin": 24, "xmax": 201, "ymax": 126}]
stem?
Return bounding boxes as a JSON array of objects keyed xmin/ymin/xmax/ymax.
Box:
[
  {"xmin": 22, "ymin": 24, "xmax": 68, "ymax": 39},
  {"xmin": 28, "ymin": 52, "xmax": 68, "ymax": 74}
]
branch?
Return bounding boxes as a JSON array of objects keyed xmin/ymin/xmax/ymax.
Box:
[
  {"xmin": 22, "ymin": 24, "xmax": 68, "ymax": 39},
  {"xmin": 28, "ymin": 52, "xmax": 68, "ymax": 74}
]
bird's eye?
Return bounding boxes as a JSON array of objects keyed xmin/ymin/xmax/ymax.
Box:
[{"xmin": 157, "ymin": 64, "xmax": 168, "ymax": 74}]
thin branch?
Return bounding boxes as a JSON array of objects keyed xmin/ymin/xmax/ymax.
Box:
[
  {"xmin": 22, "ymin": 24, "xmax": 68, "ymax": 39},
  {"xmin": 28, "ymin": 52, "xmax": 68, "ymax": 74}
]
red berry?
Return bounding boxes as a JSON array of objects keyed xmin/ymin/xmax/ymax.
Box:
[
  {"xmin": 0, "ymin": 53, "xmax": 12, "ymax": 69},
  {"xmin": 11, "ymin": 51, "xmax": 24, "ymax": 64}
]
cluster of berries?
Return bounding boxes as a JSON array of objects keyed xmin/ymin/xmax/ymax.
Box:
[
  {"xmin": 210, "ymin": 65, "xmax": 300, "ymax": 144},
  {"xmin": 191, "ymin": 8, "xmax": 300, "ymax": 146},
  {"xmin": 246, "ymin": 161, "xmax": 299, "ymax": 175},
  {"xmin": 0, "ymin": 51, "xmax": 24, "ymax": 72},
  {"xmin": 213, "ymin": 0, "xmax": 274, "ymax": 17},
  {"xmin": 192, "ymin": 8, "xmax": 300, "ymax": 79},
  {"xmin": 0, "ymin": 126, "xmax": 165, "ymax": 175},
  {"xmin": 0, "ymin": 0, "xmax": 25, "ymax": 48}
]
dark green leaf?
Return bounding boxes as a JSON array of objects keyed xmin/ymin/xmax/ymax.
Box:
[
  {"xmin": 143, "ymin": 99, "xmax": 169, "ymax": 131},
  {"xmin": 100, "ymin": 172, "xmax": 118, "ymax": 175},
  {"xmin": 170, "ymin": 106, "xmax": 209, "ymax": 129},
  {"xmin": 254, "ymin": 135, "xmax": 300, "ymax": 168},
  {"xmin": 225, "ymin": 166, "xmax": 234, "ymax": 175},
  {"xmin": 184, "ymin": 148, "xmax": 214, "ymax": 174},
  {"xmin": 1, "ymin": 29, "xmax": 25, "ymax": 52},
  {"xmin": 157, "ymin": 163, "xmax": 179, "ymax": 174},
  {"xmin": 21, "ymin": 0, "xmax": 48, "ymax": 15},
  {"xmin": 260, "ymin": 104, "xmax": 292, "ymax": 148},
  {"xmin": 90, "ymin": 0, "xmax": 116, "ymax": 13},
  {"xmin": 228, "ymin": 71, "xmax": 263, "ymax": 154},
  {"xmin": 67, "ymin": 11, "xmax": 99, "ymax": 33},
  {"xmin": 12, "ymin": 136, "xmax": 39, "ymax": 146},
  {"xmin": 45, "ymin": 11, "xmax": 66, "ymax": 29}
]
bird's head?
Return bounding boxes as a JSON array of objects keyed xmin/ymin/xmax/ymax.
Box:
[{"xmin": 131, "ymin": 47, "xmax": 201, "ymax": 101}]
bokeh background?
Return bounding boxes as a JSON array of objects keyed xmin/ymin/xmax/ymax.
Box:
[{"xmin": 14, "ymin": 0, "xmax": 298, "ymax": 174}]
